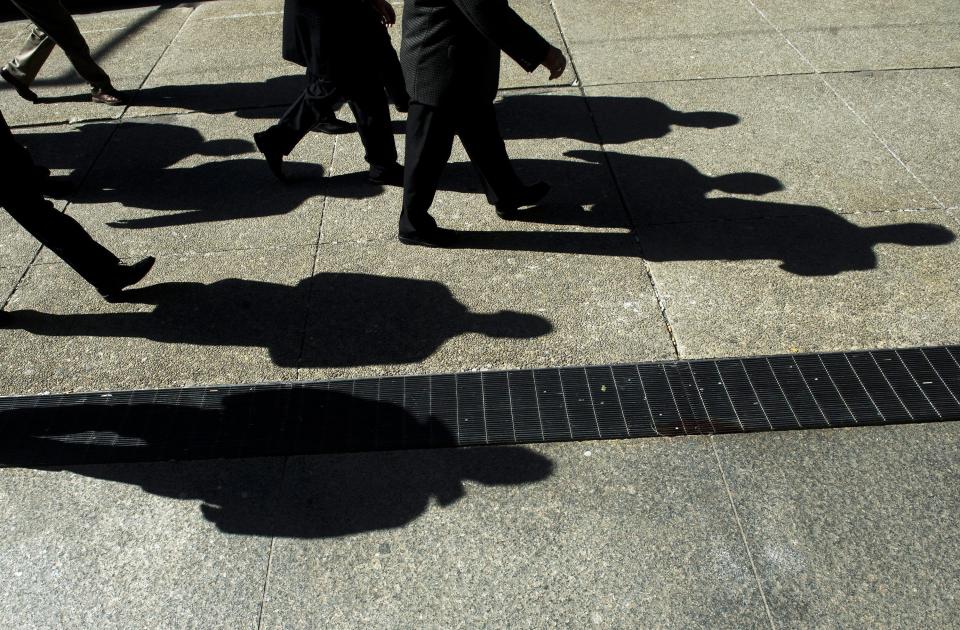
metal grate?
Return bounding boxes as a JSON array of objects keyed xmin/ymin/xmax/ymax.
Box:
[{"xmin": 2, "ymin": 346, "xmax": 959, "ymax": 466}]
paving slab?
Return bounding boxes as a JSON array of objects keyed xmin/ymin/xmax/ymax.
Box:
[
  {"xmin": 322, "ymin": 88, "xmax": 631, "ymax": 243},
  {"xmin": 641, "ymin": 208, "xmax": 960, "ymax": 359},
  {"xmin": 714, "ymin": 421, "xmax": 960, "ymax": 627},
  {"xmin": 830, "ymin": 68, "xmax": 960, "ymax": 208},
  {"xmin": 127, "ymin": 1, "xmax": 302, "ymax": 118},
  {"xmin": 551, "ymin": 0, "xmax": 806, "ymax": 85},
  {"xmin": 53, "ymin": 111, "xmax": 332, "ymax": 259},
  {"xmin": 261, "ymin": 438, "xmax": 771, "ymax": 628},
  {"xmin": 751, "ymin": 0, "xmax": 960, "ymax": 72},
  {"xmin": 0, "ymin": 457, "xmax": 280, "ymax": 629},
  {"xmin": 297, "ymin": 240, "xmax": 672, "ymax": 381},
  {"xmin": 587, "ymin": 77, "xmax": 936, "ymax": 226},
  {"xmin": 0, "ymin": 7, "xmax": 193, "ymax": 126},
  {"xmin": 0, "ymin": 246, "xmax": 314, "ymax": 395}
]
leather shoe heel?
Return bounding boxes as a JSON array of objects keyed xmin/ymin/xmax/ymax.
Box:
[
  {"xmin": 97, "ymin": 256, "xmax": 155, "ymax": 301},
  {"xmin": 495, "ymin": 181, "xmax": 550, "ymax": 220},
  {"xmin": 254, "ymin": 131, "xmax": 286, "ymax": 181},
  {"xmin": 1, "ymin": 68, "xmax": 37, "ymax": 102}
]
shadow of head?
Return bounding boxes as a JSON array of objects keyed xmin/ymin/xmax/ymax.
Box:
[
  {"xmin": 867, "ymin": 222, "xmax": 956, "ymax": 246},
  {"xmin": 672, "ymin": 111, "xmax": 740, "ymax": 129},
  {"xmin": 711, "ymin": 172, "xmax": 784, "ymax": 195},
  {"xmin": 196, "ymin": 138, "xmax": 254, "ymax": 157},
  {"xmin": 469, "ymin": 310, "xmax": 554, "ymax": 338}
]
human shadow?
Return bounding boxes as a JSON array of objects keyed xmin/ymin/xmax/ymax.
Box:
[
  {"xmin": 26, "ymin": 120, "xmax": 380, "ymax": 226},
  {"xmin": 129, "ymin": 75, "xmax": 307, "ymax": 116},
  {"xmin": 438, "ymin": 150, "xmax": 955, "ymax": 275},
  {"xmin": 3, "ymin": 273, "xmax": 553, "ymax": 367},
  {"xmin": 0, "ymin": 388, "xmax": 554, "ymax": 538},
  {"xmin": 495, "ymin": 93, "xmax": 740, "ymax": 144}
]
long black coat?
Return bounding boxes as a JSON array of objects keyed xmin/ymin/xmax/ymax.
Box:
[
  {"xmin": 399, "ymin": 0, "xmax": 550, "ymax": 107},
  {"xmin": 281, "ymin": 0, "xmax": 386, "ymax": 82}
]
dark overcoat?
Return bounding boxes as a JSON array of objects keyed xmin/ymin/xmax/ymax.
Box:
[
  {"xmin": 399, "ymin": 0, "xmax": 550, "ymax": 107},
  {"xmin": 281, "ymin": 0, "xmax": 386, "ymax": 82}
]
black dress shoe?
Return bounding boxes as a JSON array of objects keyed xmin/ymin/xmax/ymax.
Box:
[
  {"xmin": 398, "ymin": 227, "xmax": 457, "ymax": 248},
  {"xmin": 97, "ymin": 256, "xmax": 155, "ymax": 301},
  {"xmin": 312, "ymin": 117, "xmax": 356, "ymax": 134},
  {"xmin": 253, "ymin": 131, "xmax": 286, "ymax": 181},
  {"xmin": 1, "ymin": 68, "xmax": 38, "ymax": 102},
  {"xmin": 495, "ymin": 181, "xmax": 551, "ymax": 219},
  {"xmin": 91, "ymin": 86, "xmax": 127, "ymax": 106},
  {"xmin": 368, "ymin": 163, "xmax": 404, "ymax": 186}
]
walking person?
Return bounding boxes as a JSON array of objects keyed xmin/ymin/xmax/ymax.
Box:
[
  {"xmin": 1, "ymin": 0, "xmax": 127, "ymax": 105},
  {"xmin": 0, "ymin": 112, "xmax": 153, "ymax": 303},
  {"xmin": 397, "ymin": 0, "xmax": 567, "ymax": 246},
  {"xmin": 253, "ymin": 0, "xmax": 404, "ymax": 184}
]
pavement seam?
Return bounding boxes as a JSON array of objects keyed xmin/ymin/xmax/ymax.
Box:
[
  {"xmin": 742, "ymin": 0, "xmax": 946, "ymax": 210},
  {"xmin": 255, "ymin": 455, "xmax": 290, "ymax": 630},
  {"xmin": 571, "ymin": 65, "xmax": 960, "ymax": 91},
  {"xmin": 550, "ymin": 0, "xmax": 682, "ymax": 360},
  {"xmin": 0, "ymin": 247, "xmax": 41, "ymax": 312},
  {"xmin": 710, "ymin": 436, "xmax": 778, "ymax": 630},
  {"xmin": 295, "ymin": 134, "xmax": 339, "ymax": 379},
  {"xmin": 120, "ymin": 3, "xmax": 198, "ymax": 121}
]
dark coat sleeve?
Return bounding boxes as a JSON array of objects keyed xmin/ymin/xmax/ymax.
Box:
[{"xmin": 448, "ymin": 0, "xmax": 550, "ymax": 72}]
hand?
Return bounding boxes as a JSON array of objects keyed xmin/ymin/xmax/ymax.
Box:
[
  {"xmin": 541, "ymin": 46, "xmax": 566, "ymax": 80},
  {"xmin": 371, "ymin": 0, "xmax": 396, "ymax": 26}
]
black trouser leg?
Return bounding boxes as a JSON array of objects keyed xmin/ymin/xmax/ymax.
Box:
[
  {"xmin": 1, "ymin": 110, "xmax": 119, "ymax": 289},
  {"xmin": 9, "ymin": 0, "xmax": 112, "ymax": 89},
  {"xmin": 347, "ymin": 81, "xmax": 397, "ymax": 172},
  {"xmin": 269, "ymin": 72, "xmax": 341, "ymax": 154},
  {"xmin": 399, "ymin": 103, "xmax": 455, "ymax": 235},
  {"xmin": 4, "ymin": 194, "xmax": 120, "ymax": 289},
  {"xmin": 456, "ymin": 102, "xmax": 523, "ymax": 205}
]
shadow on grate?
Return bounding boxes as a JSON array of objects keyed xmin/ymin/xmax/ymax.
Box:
[{"xmin": 2, "ymin": 346, "xmax": 959, "ymax": 467}]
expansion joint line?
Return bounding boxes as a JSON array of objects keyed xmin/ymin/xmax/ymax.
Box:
[
  {"xmin": 742, "ymin": 0, "xmax": 945, "ymax": 209},
  {"xmin": 711, "ymin": 438, "xmax": 778, "ymax": 629},
  {"xmin": 548, "ymin": 0, "xmax": 681, "ymax": 359},
  {"xmin": 295, "ymin": 134, "xmax": 339, "ymax": 378},
  {"xmin": 255, "ymin": 455, "xmax": 290, "ymax": 630}
]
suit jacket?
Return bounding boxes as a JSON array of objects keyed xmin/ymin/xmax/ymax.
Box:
[
  {"xmin": 281, "ymin": 0, "xmax": 385, "ymax": 81},
  {"xmin": 400, "ymin": 0, "xmax": 550, "ymax": 107}
]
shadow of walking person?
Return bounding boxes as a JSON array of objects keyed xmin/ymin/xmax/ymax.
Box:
[
  {"xmin": 3, "ymin": 273, "xmax": 553, "ymax": 367},
  {"xmin": 48, "ymin": 120, "xmax": 381, "ymax": 227},
  {"xmin": 0, "ymin": 387, "xmax": 554, "ymax": 538},
  {"xmin": 441, "ymin": 150, "xmax": 955, "ymax": 276},
  {"xmin": 495, "ymin": 93, "xmax": 739, "ymax": 144}
]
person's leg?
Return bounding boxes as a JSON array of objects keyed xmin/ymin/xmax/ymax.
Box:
[
  {"xmin": 307, "ymin": 69, "xmax": 354, "ymax": 134},
  {"xmin": 9, "ymin": 0, "xmax": 113, "ymax": 91},
  {"xmin": 455, "ymin": 102, "xmax": 524, "ymax": 205},
  {"xmin": 456, "ymin": 101, "xmax": 550, "ymax": 217},
  {"xmin": 399, "ymin": 103, "xmax": 456, "ymax": 241},
  {"xmin": 2, "ymin": 26, "xmax": 56, "ymax": 88},
  {"xmin": 346, "ymin": 80, "xmax": 398, "ymax": 182},
  {"xmin": 0, "ymin": 111, "xmax": 152, "ymax": 297},
  {"xmin": 254, "ymin": 72, "xmax": 341, "ymax": 179}
]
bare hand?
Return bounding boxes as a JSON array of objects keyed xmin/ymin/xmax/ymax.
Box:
[
  {"xmin": 541, "ymin": 46, "xmax": 566, "ymax": 80},
  {"xmin": 371, "ymin": 0, "xmax": 396, "ymax": 26}
]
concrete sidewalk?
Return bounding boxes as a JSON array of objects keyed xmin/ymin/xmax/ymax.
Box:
[{"xmin": 1, "ymin": 0, "xmax": 958, "ymax": 627}]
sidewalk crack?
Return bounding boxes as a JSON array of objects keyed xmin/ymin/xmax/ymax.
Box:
[{"xmin": 711, "ymin": 437, "xmax": 777, "ymax": 629}]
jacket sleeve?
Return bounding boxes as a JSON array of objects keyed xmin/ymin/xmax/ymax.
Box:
[{"xmin": 450, "ymin": 0, "xmax": 551, "ymax": 72}]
